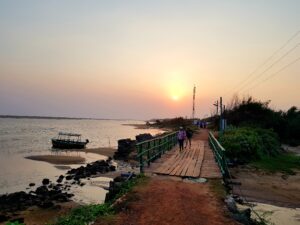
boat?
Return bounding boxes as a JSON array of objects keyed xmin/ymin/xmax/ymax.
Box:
[{"xmin": 51, "ymin": 132, "xmax": 89, "ymax": 149}]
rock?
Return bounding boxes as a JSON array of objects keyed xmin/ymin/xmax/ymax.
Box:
[
  {"xmin": 225, "ymin": 196, "xmax": 238, "ymax": 213},
  {"xmin": 38, "ymin": 201, "xmax": 54, "ymax": 209},
  {"xmin": 35, "ymin": 186, "xmax": 48, "ymax": 195},
  {"xmin": 57, "ymin": 178, "xmax": 63, "ymax": 183},
  {"xmin": 135, "ymin": 133, "xmax": 153, "ymax": 143},
  {"xmin": 42, "ymin": 178, "xmax": 50, "ymax": 185},
  {"xmin": 29, "ymin": 183, "xmax": 35, "ymax": 187},
  {"xmin": 114, "ymin": 176, "xmax": 127, "ymax": 182},
  {"xmin": 114, "ymin": 138, "xmax": 136, "ymax": 160},
  {"xmin": 66, "ymin": 175, "xmax": 73, "ymax": 180},
  {"xmin": 110, "ymin": 165, "xmax": 116, "ymax": 171},
  {"xmin": 0, "ymin": 214, "xmax": 10, "ymax": 223},
  {"xmin": 231, "ymin": 208, "xmax": 252, "ymax": 225}
]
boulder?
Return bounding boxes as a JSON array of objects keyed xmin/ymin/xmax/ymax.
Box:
[
  {"xmin": 135, "ymin": 133, "xmax": 153, "ymax": 143},
  {"xmin": 42, "ymin": 178, "xmax": 50, "ymax": 185}
]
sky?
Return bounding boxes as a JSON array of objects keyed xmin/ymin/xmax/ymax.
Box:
[{"xmin": 0, "ymin": 0, "xmax": 299, "ymax": 119}]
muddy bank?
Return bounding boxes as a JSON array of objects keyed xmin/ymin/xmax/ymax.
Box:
[
  {"xmin": 25, "ymin": 155, "xmax": 85, "ymax": 164},
  {"xmin": 238, "ymin": 202, "xmax": 300, "ymax": 225},
  {"xmin": 82, "ymin": 147, "xmax": 116, "ymax": 158},
  {"xmin": 230, "ymin": 166, "xmax": 300, "ymax": 208}
]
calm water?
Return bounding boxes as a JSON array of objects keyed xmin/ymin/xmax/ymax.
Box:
[{"xmin": 0, "ymin": 118, "xmax": 162, "ymax": 201}]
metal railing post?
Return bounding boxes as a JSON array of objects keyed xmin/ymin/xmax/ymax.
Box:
[{"xmin": 138, "ymin": 145, "xmax": 144, "ymax": 173}]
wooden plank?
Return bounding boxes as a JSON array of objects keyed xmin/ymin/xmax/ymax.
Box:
[
  {"xmin": 177, "ymin": 147, "xmax": 196, "ymax": 176},
  {"xmin": 168, "ymin": 149, "xmax": 189, "ymax": 175},
  {"xmin": 163, "ymin": 149, "xmax": 188, "ymax": 174},
  {"xmin": 169, "ymin": 149, "xmax": 190, "ymax": 175},
  {"xmin": 187, "ymin": 141, "xmax": 203, "ymax": 177},
  {"xmin": 185, "ymin": 145, "xmax": 201, "ymax": 177},
  {"xmin": 192, "ymin": 142, "xmax": 205, "ymax": 177},
  {"xmin": 157, "ymin": 147, "xmax": 187, "ymax": 175},
  {"xmin": 179, "ymin": 147, "xmax": 196, "ymax": 176},
  {"xmin": 154, "ymin": 149, "xmax": 180, "ymax": 174},
  {"xmin": 175, "ymin": 148, "xmax": 195, "ymax": 176}
]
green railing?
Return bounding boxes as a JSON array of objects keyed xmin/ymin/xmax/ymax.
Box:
[
  {"xmin": 208, "ymin": 131, "xmax": 229, "ymax": 178},
  {"xmin": 136, "ymin": 132, "xmax": 178, "ymax": 173}
]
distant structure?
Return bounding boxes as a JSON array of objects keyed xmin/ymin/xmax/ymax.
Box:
[{"xmin": 192, "ymin": 85, "xmax": 196, "ymax": 119}]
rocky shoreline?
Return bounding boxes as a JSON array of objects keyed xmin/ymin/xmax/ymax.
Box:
[
  {"xmin": 0, "ymin": 132, "xmax": 160, "ymax": 224},
  {"xmin": 0, "ymin": 158, "xmax": 116, "ymax": 223}
]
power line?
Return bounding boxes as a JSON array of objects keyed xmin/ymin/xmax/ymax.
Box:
[
  {"xmin": 235, "ymin": 42, "xmax": 299, "ymax": 93},
  {"xmin": 243, "ymin": 56, "xmax": 300, "ymax": 93},
  {"xmin": 224, "ymin": 29, "xmax": 300, "ymax": 97}
]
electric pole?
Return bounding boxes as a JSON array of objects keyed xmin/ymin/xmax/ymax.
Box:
[
  {"xmin": 213, "ymin": 100, "xmax": 218, "ymax": 115},
  {"xmin": 192, "ymin": 85, "xmax": 196, "ymax": 119}
]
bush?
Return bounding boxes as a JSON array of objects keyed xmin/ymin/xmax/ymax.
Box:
[
  {"xmin": 225, "ymin": 96, "xmax": 300, "ymax": 145},
  {"xmin": 219, "ymin": 127, "xmax": 280, "ymax": 162},
  {"xmin": 251, "ymin": 153, "xmax": 300, "ymax": 174}
]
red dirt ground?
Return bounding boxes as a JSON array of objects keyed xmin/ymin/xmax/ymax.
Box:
[
  {"xmin": 95, "ymin": 177, "xmax": 238, "ymax": 225},
  {"xmin": 94, "ymin": 129, "xmax": 238, "ymax": 225}
]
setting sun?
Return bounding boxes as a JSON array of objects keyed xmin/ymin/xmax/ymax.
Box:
[
  {"xmin": 172, "ymin": 95, "xmax": 179, "ymax": 101},
  {"xmin": 164, "ymin": 71, "xmax": 191, "ymax": 102}
]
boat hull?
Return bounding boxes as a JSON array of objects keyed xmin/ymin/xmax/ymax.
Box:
[{"xmin": 51, "ymin": 139, "xmax": 87, "ymax": 149}]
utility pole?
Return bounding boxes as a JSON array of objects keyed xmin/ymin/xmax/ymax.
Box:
[
  {"xmin": 220, "ymin": 97, "xmax": 223, "ymax": 116},
  {"xmin": 192, "ymin": 85, "xmax": 196, "ymax": 119},
  {"xmin": 213, "ymin": 100, "xmax": 218, "ymax": 115},
  {"xmin": 219, "ymin": 97, "xmax": 225, "ymax": 132}
]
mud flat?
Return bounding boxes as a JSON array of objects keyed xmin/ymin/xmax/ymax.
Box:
[
  {"xmin": 25, "ymin": 155, "xmax": 86, "ymax": 165},
  {"xmin": 81, "ymin": 147, "xmax": 116, "ymax": 158},
  {"xmin": 238, "ymin": 202, "xmax": 300, "ymax": 225},
  {"xmin": 230, "ymin": 167, "xmax": 300, "ymax": 208}
]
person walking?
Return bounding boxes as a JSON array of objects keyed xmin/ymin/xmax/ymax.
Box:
[
  {"xmin": 185, "ymin": 128, "xmax": 193, "ymax": 149},
  {"xmin": 177, "ymin": 127, "xmax": 186, "ymax": 152}
]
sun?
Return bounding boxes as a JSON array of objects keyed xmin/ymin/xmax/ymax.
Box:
[
  {"xmin": 164, "ymin": 71, "xmax": 189, "ymax": 102},
  {"xmin": 172, "ymin": 95, "xmax": 179, "ymax": 101}
]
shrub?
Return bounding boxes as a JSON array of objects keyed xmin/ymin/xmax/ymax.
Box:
[{"xmin": 219, "ymin": 127, "xmax": 280, "ymax": 162}]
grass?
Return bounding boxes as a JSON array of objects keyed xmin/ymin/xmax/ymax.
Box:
[
  {"xmin": 53, "ymin": 174, "xmax": 148, "ymax": 225},
  {"xmin": 209, "ymin": 179, "xmax": 226, "ymax": 200},
  {"xmin": 6, "ymin": 222, "xmax": 25, "ymax": 225},
  {"xmin": 251, "ymin": 153, "xmax": 300, "ymax": 174},
  {"xmin": 55, "ymin": 204, "xmax": 113, "ymax": 225}
]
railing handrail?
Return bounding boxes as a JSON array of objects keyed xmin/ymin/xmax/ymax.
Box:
[
  {"xmin": 136, "ymin": 131, "xmax": 177, "ymax": 146},
  {"xmin": 136, "ymin": 131, "xmax": 178, "ymax": 173},
  {"xmin": 209, "ymin": 132, "xmax": 225, "ymax": 152},
  {"xmin": 208, "ymin": 131, "xmax": 229, "ymax": 178}
]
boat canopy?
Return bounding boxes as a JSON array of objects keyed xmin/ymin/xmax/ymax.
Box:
[{"xmin": 58, "ymin": 132, "xmax": 81, "ymax": 137}]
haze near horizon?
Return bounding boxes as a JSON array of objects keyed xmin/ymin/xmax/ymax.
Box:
[{"xmin": 0, "ymin": 0, "xmax": 299, "ymax": 119}]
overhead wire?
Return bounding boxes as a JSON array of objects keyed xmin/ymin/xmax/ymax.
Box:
[
  {"xmin": 243, "ymin": 56, "xmax": 300, "ymax": 93},
  {"xmin": 235, "ymin": 42, "xmax": 299, "ymax": 93},
  {"xmin": 223, "ymin": 29, "xmax": 300, "ymax": 97}
]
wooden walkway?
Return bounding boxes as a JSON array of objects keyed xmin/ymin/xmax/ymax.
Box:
[{"xmin": 153, "ymin": 139, "xmax": 221, "ymax": 178}]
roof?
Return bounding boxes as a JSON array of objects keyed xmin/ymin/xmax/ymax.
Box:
[{"xmin": 58, "ymin": 132, "xmax": 81, "ymax": 137}]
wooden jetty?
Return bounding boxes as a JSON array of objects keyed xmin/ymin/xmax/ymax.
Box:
[{"xmin": 136, "ymin": 130, "xmax": 222, "ymax": 179}]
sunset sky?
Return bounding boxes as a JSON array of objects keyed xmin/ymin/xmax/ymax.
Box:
[{"xmin": 0, "ymin": 0, "xmax": 299, "ymax": 119}]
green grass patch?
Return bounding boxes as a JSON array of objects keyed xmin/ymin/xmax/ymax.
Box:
[
  {"xmin": 55, "ymin": 203, "xmax": 113, "ymax": 225},
  {"xmin": 251, "ymin": 153, "xmax": 300, "ymax": 174},
  {"xmin": 209, "ymin": 179, "xmax": 226, "ymax": 200},
  {"xmin": 6, "ymin": 222, "xmax": 25, "ymax": 225},
  {"xmin": 53, "ymin": 174, "xmax": 148, "ymax": 225}
]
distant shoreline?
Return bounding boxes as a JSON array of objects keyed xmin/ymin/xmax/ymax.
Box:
[{"xmin": 0, "ymin": 115, "xmax": 143, "ymax": 121}]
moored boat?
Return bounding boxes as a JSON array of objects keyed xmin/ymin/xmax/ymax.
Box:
[{"xmin": 51, "ymin": 132, "xmax": 89, "ymax": 149}]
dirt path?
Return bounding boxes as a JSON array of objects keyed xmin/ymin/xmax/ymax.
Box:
[
  {"xmin": 115, "ymin": 178, "xmax": 237, "ymax": 225},
  {"xmin": 95, "ymin": 129, "xmax": 237, "ymax": 225}
]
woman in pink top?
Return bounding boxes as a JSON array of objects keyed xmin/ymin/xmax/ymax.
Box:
[{"xmin": 177, "ymin": 127, "xmax": 186, "ymax": 152}]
